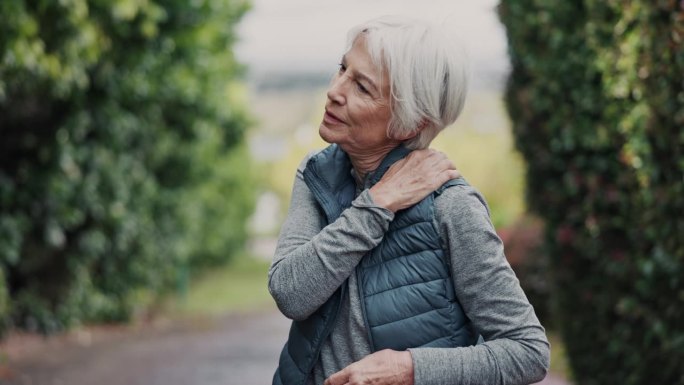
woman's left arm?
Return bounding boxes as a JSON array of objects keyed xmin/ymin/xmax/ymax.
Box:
[{"xmin": 408, "ymin": 185, "xmax": 550, "ymax": 385}]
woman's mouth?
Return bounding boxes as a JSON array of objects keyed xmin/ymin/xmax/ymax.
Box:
[{"xmin": 324, "ymin": 110, "xmax": 345, "ymax": 125}]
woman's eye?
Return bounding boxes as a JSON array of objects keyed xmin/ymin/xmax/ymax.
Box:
[
  {"xmin": 338, "ymin": 63, "xmax": 346, "ymax": 73},
  {"xmin": 356, "ymin": 82, "xmax": 369, "ymax": 94}
]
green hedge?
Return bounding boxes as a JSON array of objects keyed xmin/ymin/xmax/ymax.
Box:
[
  {"xmin": 0, "ymin": 0, "xmax": 254, "ymax": 334},
  {"xmin": 500, "ymin": 1, "xmax": 683, "ymax": 384}
]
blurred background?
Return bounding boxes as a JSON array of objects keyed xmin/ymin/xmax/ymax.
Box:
[{"xmin": 0, "ymin": 1, "xmax": 682, "ymax": 384}]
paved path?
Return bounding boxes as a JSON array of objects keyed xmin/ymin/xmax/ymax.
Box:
[
  {"xmin": 2, "ymin": 310, "xmax": 568, "ymax": 385},
  {"xmin": 3, "ymin": 311, "xmax": 289, "ymax": 385}
]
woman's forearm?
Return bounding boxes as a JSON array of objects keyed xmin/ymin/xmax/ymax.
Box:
[
  {"xmin": 410, "ymin": 336, "xmax": 549, "ymax": 385},
  {"xmin": 268, "ymin": 176, "xmax": 393, "ymax": 320}
]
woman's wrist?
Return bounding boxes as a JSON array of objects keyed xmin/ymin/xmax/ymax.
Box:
[
  {"xmin": 397, "ymin": 350, "xmax": 415, "ymax": 385},
  {"xmin": 369, "ymin": 184, "xmax": 397, "ymax": 213}
]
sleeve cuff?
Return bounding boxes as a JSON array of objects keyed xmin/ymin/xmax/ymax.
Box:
[
  {"xmin": 407, "ymin": 348, "xmax": 430, "ymax": 385},
  {"xmin": 408, "ymin": 347, "xmax": 467, "ymax": 385},
  {"xmin": 352, "ymin": 189, "xmax": 395, "ymax": 221}
]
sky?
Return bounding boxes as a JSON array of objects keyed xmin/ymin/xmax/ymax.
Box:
[{"xmin": 234, "ymin": 0, "xmax": 509, "ymax": 88}]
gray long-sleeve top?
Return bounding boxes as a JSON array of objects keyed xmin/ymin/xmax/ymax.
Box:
[{"xmin": 268, "ymin": 156, "xmax": 550, "ymax": 385}]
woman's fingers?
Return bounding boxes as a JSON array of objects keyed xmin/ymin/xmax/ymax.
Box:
[
  {"xmin": 369, "ymin": 149, "xmax": 460, "ymax": 213},
  {"xmin": 324, "ymin": 350, "xmax": 414, "ymax": 385},
  {"xmin": 324, "ymin": 367, "xmax": 350, "ymax": 385},
  {"xmin": 407, "ymin": 149, "xmax": 459, "ymax": 187},
  {"xmin": 442, "ymin": 168, "xmax": 462, "ymax": 184}
]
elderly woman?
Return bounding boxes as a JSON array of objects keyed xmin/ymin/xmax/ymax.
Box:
[{"xmin": 269, "ymin": 16, "xmax": 549, "ymax": 385}]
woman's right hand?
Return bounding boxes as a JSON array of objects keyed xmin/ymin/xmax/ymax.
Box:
[{"xmin": 369, "ymin": 149, "xmax": 460, "ymax": 213}]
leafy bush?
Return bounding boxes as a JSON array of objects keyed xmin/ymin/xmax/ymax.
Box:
[
  {"xmin": 0, "ymin": 0, "xmax": 254, "ymax": 334},
  {"xmin": 500, "ymin": 1, "xmax": 683, "ymax": 384}
]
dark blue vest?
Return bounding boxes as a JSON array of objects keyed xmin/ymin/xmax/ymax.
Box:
[{"xmin": 272, "ymin": 145, "xmax": 478, "ymax": 385}]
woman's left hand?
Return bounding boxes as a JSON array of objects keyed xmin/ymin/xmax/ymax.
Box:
[{"xmin": 324, "ymin": 349, "xmax": 414, "ymax": 385}]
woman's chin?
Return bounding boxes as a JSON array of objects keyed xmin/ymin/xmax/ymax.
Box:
[{"xmin": 319, "ymin": 123, "xmax": 342, "ymax": 144}]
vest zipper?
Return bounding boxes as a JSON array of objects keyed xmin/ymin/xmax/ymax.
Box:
[
  {"xmin": 301, "ymin": 282, "xmax": 348, "ymax": 385},
  {"xmin": 356, "ymin": 264, "xmax": 376, "ymax": 351}
]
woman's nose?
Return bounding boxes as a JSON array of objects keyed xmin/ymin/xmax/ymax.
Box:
[{"xmin": 326, "ymin": 74, "xmax": 346, "ymax": 105}]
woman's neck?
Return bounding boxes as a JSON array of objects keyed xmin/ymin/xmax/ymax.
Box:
[{"xmin": 347, "ymin": 142, "xmax": 400, "ymax": 183}]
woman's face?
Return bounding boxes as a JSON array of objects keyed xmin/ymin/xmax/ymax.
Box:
[{"xmin": 319, "ymin": 36, "xmax": 397, "ymax": 156}]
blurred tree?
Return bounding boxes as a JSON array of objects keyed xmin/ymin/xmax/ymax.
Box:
[
  {"xmin": 0, "ymin": 0, "xmax": 254, "ymax": 334},
  {"xmin": 500, "ymin": 1, "xmax": 683, "ymax": 384}
]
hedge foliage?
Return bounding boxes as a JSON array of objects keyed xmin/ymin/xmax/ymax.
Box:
[
  {"xmin": 500, "ymin": 1, "xmax": 683, "ymax": 384},
  {"xmin": 0, "ymin": 0, "xmax": 254, "ymax": 334}
]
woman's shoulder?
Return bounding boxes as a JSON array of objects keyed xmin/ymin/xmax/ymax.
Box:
[{"xmin": 433, "ymin": 181, "xmax": 492, "ymax": 224}]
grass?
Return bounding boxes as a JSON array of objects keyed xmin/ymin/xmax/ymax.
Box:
[
  {"xmin": 548, "ymin": 331, "xmax": 573, "ymax": 380},
  {"xmin": 162, "ymin": 254, "xmax": 275, "ymax": 318}
]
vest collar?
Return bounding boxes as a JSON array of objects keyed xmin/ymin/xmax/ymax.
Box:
[
  {"xmin": 303, "ymin": 144, "xmax": 411, "ymax": 223},
  {"xmin": 367, "ymin": 144, "xmax": 411, "ymax": 186}
]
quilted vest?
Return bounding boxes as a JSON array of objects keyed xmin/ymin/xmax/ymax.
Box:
[{"xmin": 272, "ymin": 144, "xmax": 478, "ymax": 385}]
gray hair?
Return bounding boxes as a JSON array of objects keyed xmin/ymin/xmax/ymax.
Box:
[{"xmin": 347, "ymin": 16, "xmax": 470, "ymax": 149}]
